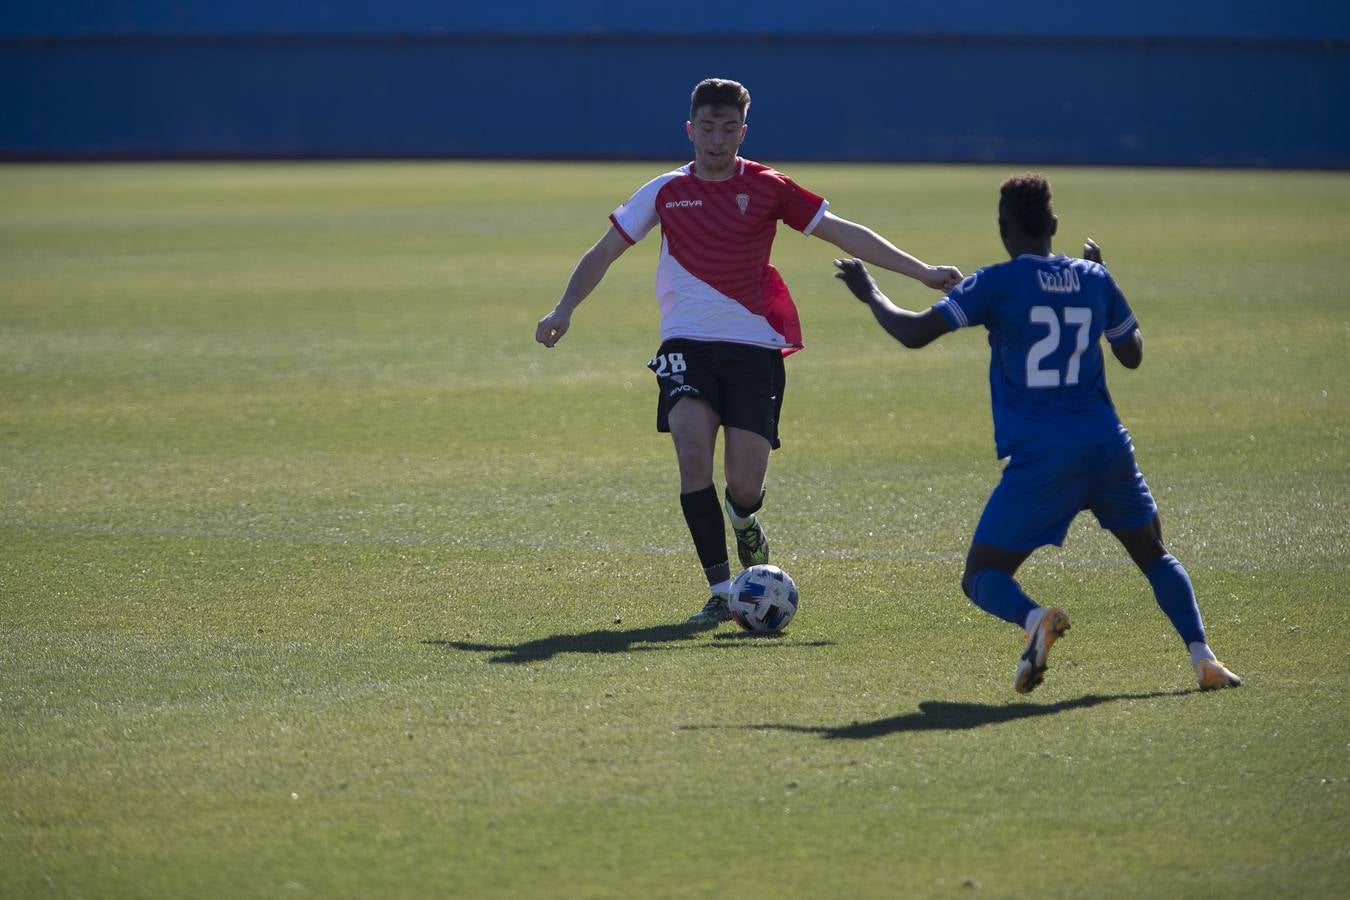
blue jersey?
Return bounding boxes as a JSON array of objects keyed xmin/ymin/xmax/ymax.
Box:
[{"xmin": 935, "ymin": 254, "xmax": 1138, "ymax": 458}]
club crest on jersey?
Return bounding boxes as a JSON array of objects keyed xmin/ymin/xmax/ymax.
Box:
[
  {"xmin": 736, "ymin": 193, "xmax": 749, "ymax": 215},
  {"xmin": 1037, "ymin": 268, "xmax": 1081, "ymax": 294}
]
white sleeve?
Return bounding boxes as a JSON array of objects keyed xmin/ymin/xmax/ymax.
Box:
[{"xmin": 609, "ymin": 170, "xmax": 682, "ymax": 244}]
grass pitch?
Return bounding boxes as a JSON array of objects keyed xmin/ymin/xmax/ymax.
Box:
[{"xmin": 2, "ymin": 161, "xmax": 1348, "ymax": 898}]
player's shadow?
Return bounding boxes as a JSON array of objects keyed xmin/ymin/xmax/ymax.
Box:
[
  {"xmin": 429, "ymin": 623, "xmax": 833, "ymax": 664},
  {"xmin": 429, "ymin": 622, "xmax": 711, "ymax": 664},
  {"xmin": 710, "ymin": 690, "xmax": 1191, "ymax": 739},
  {"xmin": 428, "ymin": 623, "xmax": 704, "ymax": 663}
]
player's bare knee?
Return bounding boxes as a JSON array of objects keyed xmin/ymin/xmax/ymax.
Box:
[
  {"xmin": 672, "ymin": 437, "xmax": 714, "ymax": 483},
  {"xmin": 722, "ymin": 433, "xmax": 770, "ymax": 507},
  {"xmin": 1113, "ymin": 519, "xmax": 1167, "ymax": 572},
  {"xmin": 1131, "ymin": 542, "xmax": 1167, "ymax": 573}
]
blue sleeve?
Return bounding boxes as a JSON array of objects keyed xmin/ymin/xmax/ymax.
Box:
[
  {"xmin": 935, "ymin": 266, "xmax": 998, "ymax": 330},
  {"xmin": 1099, "ymin": 269, "xmax": 1138, "ymax": 343}
]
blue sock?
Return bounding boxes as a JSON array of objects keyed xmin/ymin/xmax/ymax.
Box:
[
  {"xmin": 966, "ymin": 569, "xmax": 1037, "ymax": 627},
  {"xmin": 1145, "ymin": 554, "xmax": 1206, "ymax": 646}
]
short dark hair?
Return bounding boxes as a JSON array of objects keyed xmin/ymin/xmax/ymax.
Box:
[
  {"xmin": 690, "ymin": 78, "xmax": 750, "ymax": 121},
  {"xmin": 999, "ymin": 173, "xmax": 1054, "ymax": 237}
]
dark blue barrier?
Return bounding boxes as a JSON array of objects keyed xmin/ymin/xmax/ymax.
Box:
[
  {"xmin": 3, "ymin": 2, "xmax": 1347, "ymax": 167},
  {"xmin": 7, "ymin": 1, "xmax": 1347, "ymax": 40}
]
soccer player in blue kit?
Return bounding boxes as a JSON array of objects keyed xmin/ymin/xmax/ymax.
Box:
[{"xmin": 833, "ymin": 173, "xmax": 1242, "ymax": 694}]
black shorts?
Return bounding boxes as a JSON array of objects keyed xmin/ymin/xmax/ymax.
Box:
[{"xmin": 649, "ymin": 338, "xmax": 787, "ymax": 449}]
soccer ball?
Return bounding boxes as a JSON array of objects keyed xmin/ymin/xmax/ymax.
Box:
[{"xmin": 729, "ymin": 564, "xmax": 799, "ymax": 633}]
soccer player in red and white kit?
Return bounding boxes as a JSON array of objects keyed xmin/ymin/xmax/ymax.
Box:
[{"xmin": 536, "ymin": 78, "xmax": 962, "ymax": 625}]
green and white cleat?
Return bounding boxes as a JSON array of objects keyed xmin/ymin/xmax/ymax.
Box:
[
  {"xmin": 687, "ymin": 593, "xmax": 733, "ymax": 627},
  {"xmin": 732, "ymin": 517, "xmax": 769, "ymax": 568}
]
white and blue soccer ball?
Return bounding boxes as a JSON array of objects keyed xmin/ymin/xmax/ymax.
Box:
[{"xmin": 729, "ymin": 564, "xmax": 799, "ymax": 633}]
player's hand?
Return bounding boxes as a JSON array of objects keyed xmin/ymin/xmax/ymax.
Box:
[
  {"xmin": 535, "ymin": 308, "xmax": 572, "ymax": 348},
  {"xmin": 833, "ymin": 258, "xmax": 880, "ymax": 303},
  {"xmin": 1084, "ymin": 237, "xmax": 1104, "ymax": 265},
  {"xmin": 921, "ymin": 264, "xmax": 964, "ymax": 292}
]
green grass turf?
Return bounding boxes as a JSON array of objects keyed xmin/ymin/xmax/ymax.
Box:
[{"xmin": 2, "ymin": 161, "xmax": 1348, "ymax": 898}]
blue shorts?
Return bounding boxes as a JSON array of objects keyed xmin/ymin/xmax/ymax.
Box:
[{"xmin": 971, "ymin": 441, "xmax": 1158, "ymax": 552}]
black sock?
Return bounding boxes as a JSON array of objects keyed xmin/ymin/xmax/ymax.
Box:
[
  {"xmin": 724, "ymin": 487, "xmax": 765, "ymax": 521},
  {"xmin": 680, "ymin": 486, "xmax": 731, "ymax": 587}
]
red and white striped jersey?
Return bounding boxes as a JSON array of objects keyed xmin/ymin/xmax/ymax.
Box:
[{"xmin": 609, "ymin": 158, "xmax": 828, "ymax": 354}]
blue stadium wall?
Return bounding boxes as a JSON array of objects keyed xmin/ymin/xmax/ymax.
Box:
[{"xmin": 3, "ymin": 1, "xmax": 1348, "ymax": 167}]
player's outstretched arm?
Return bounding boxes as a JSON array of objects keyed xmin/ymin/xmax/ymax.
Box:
[
  {"xmin": 1085, "ymin": 238, "xmax": 1144, "ymax": 369},
  {"xmin": 812, "ymin": 212, "xmax": 962, "ymax": 292},
  {"xmin": 833, "ymin": 258, "xmax": 952, "ymax": 349},
  {"xmin": 536, "ymin": 226, "xmax": 631, "ymax": 348}
]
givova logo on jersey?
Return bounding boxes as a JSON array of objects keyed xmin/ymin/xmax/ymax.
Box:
[
  {"xmin": 1037, "ymin": 268, "xmax": 1081, "ymax": 294},
  {"xmin": 664, "ymin": 199, "xmax": 703, "ymax": 209}
]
